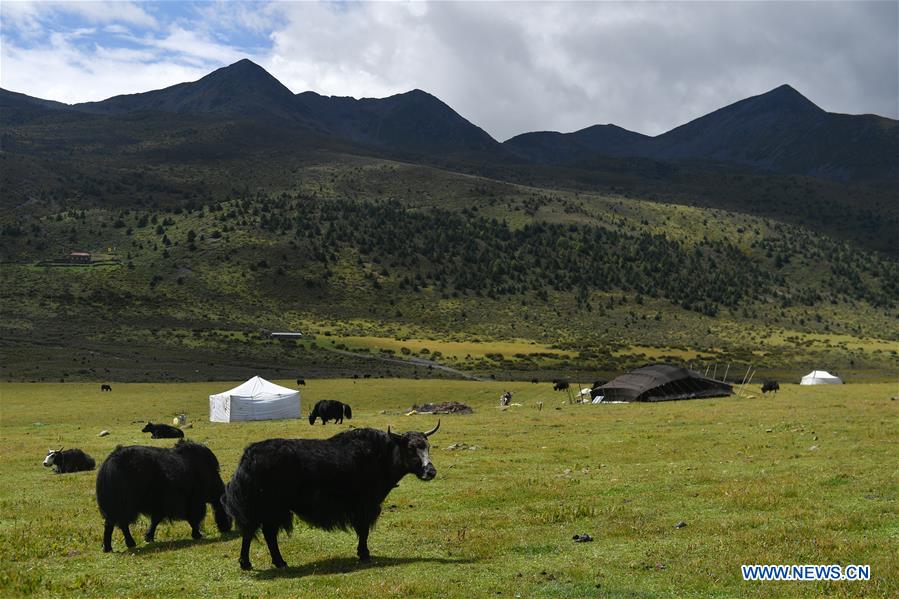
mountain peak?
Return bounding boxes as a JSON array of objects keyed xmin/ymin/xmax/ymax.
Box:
[{"xmin": 748, "ymin": 84, "xmax": 823, "ymax": 114}]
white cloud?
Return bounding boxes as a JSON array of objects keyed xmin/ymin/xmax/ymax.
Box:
[
  {"xmin": 260, "ymin": 1, "xmax": 899, "ymax": 139},
  {"xmin": 1, "ymin": 1, "xmax": 157, "ymax": 30}
]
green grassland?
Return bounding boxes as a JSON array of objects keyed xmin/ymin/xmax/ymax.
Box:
[{"xmin": 1, "ymin": 380, "xmax": 896, "ymax": 597}]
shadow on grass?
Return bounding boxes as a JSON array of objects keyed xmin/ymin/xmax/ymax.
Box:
[
  {"xmin": 129, "ymin": 530, "xmax": 241, "ymax": 555},
  {"xmin": 253, "ymin": 555, "xmax": 475, "ymax": 579}
]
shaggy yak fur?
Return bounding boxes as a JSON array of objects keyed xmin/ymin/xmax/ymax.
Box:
[
  {"xmin": 142, "ymin": 422, "xmax": 184, "ymax": 439},
  {"xmin": 96, "ymin": 441, "xmax": 231, "ymax": 552},
  {"xmin": 761, "ymin": 380, "xmax": 781, "ymax": 394},
  {"xmin": 223, "ymin": 422, "xmax": 440, "ymax": 570},
  {"xmin": 44, "ymin": 448, "xmax": 95, "ymax": 473},
  {"xmin": 552, "ymin": 380, "xmax": 570, "ymax": 391},
  {"xmin": 308, "ymin": 399, "xmax": 353, "ymax": 425}
]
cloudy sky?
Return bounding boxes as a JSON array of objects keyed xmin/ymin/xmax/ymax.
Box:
[{"xmin": 1, "ymin": 1, "xmax": 896, "ymax": 140}]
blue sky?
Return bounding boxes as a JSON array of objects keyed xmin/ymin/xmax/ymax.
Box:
[{"xmin": 1, "ymin": 1, "xmax": 897, "ymax": 140}]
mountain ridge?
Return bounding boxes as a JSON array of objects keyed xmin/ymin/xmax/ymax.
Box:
[{"xmin": 2, "ymin": 58, "xmax": 897, "ymax": 179}]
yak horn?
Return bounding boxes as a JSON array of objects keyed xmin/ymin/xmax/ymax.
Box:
[{"xmin": 424, "ymin": 419, "xmax": 440, "ymax": 437}]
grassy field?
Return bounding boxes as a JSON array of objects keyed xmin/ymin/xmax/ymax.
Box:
[{"xmin": 1, "ymin": 379, "xmax": 896, "ymax": 597}]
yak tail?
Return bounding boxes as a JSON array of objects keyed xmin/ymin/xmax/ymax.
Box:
[
  {"xmin": 222, "ymin": 475, "xmax": 253, "ymax": 535},
  {"xmin": 344, "ymin": 404, "xmax": 352, "ymax": 420},
  {"xmin": 212, "ymin": 489, "xmax": 233, "ymax": 533}
]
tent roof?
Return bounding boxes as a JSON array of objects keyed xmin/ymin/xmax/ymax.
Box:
[
  {"xmin": 802, "ymin": 370, "xmax": 839, "ymax": 379},
  {"xmin": 213, "ymin": 375, "xmax": 297, "ymax": 399},
  {"xmin": 598, "ymin": 364, "xmax": 732, "ymax": 402}
]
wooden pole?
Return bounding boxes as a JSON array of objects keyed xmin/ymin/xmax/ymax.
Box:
[
  {"xmin": 737, "ymin": 365, "xmax": 752, "ymax": 396},
  {"xmin": 723, "ymin": 363, "xmax": 731, "ymax": 383},
  {"xmin": 744, "ymin": 369, "xmax": 756, "ymax": 395},
  {"xmin": 713, "ymin": 363, "xmax": 718, "ymax": 380}
]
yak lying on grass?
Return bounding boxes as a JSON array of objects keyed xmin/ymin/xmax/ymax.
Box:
[
  {"xmin": 43, "ymin": 448, "xmax": 95, "ymax": 473},
  {"xmin": 308, "ymin": 399, "xmax": 352, "ymax": 425},
  {"xmin": 96, "ymin": 441, "xmax": 231, "ymax": 552},
  {"xmin": 223, "ymin": 421, "xmax": 440, "ymax": 570},
  {"xmin": 142, "ymin": 422, "xmax": 184, "ymax": 439}
]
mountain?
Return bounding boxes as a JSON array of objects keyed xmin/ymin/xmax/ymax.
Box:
[
  {"xmin": 296, "ymin": 89, "xmax": 502, "ymax": 154},
  {"xmin": 0, "ymin": 88, "xmax": 76, "ymax": 125},
  {"xmin": 73, "ymin": 59, "xmax": 315, "ymax": 124},
  {"xmin": 505, "ymin": 124, "xmax": 650, "ymax": 163},
  {"xmin": 503, "ymin": 85, "xmax": 899, "ymax": 181},
  {"xmin": 5, "ymin": 60, "xmax": 894, "ymax": 178},
  {"xmin": 647, "ymin": 85, "xmax": 899, "ymax": 180}
]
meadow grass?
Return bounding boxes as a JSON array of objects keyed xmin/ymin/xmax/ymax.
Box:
[{"xmin": 0, "ymin": 380, "xmax": 896, "ymax": 597}]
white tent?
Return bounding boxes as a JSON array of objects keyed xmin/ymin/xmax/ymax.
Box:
[
  {"xmin": 800, "ymin": 370, "xmax": 843, "ymax": 385},
  {"xmin": 209, "ymin": 376, "xmax": 301, "ymax": 422}
]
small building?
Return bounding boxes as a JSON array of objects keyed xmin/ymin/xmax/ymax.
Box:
[
  {"xmin": 270, "ymin": 332, "xmax": 304, "ymax": 339},
  {"xmin": 68, "ymin": 252, "xmax": 91, "ymax": 264}
]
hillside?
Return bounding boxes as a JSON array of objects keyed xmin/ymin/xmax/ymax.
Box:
[{"xmin": 1, "ymin": 155, "xmax": 896, "ymax": 382}]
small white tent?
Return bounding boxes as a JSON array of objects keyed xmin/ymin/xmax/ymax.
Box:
[
  {"xmin": 209, "ymin": 376, "xmax": 301, "ymax": 422},
  {"xmin": 800, "ymin": 370, "xmax": 843, "ymax": 385}
]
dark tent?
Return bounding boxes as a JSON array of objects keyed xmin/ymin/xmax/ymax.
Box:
[{"xmin": 598, "ymin": 364, "xmax": 732, "ymax": 402}]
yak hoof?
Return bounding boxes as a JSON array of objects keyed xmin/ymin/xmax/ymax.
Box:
[
  {"xmin": 103, "ymin": 546, "xmax": 112, "ymax": 553},
  {"xmin": 358, "ymin": 553, "xmax": 371, "ymax": 563},
  {"xmin": 144, "ymin": 534, "xmax": 154, "ymax": 543},
  {"xmin": 192, "ymin": 531, "xmax": 202, "ymax": 540},
  {"xmin": 239, "ymin": 559, "xmax": 252, "ymax": 571},
  {"xmin": 273, "ymin": 559, "xmax": 287, "ymax": 569}
]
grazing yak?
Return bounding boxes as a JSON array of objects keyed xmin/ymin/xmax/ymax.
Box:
[
  {"xmin": 96, "ymin": 441, "xmax": 231, "ymax": 552},
  {"xmin": 308, "ymin": 400, "xmax": 352, "ymax": 425},
  {"xmin": 142, "ymin": 422, "xmax": 184, "ymax": 439},
  {"xmin": 223, "ymin": 421, "xmax": 440, "ymax": 570},
  {"xmin": 296, "ymin": 378, "xmax": 306, "ymax": 386},
  {"xmin": 44, "ymin": 448, "xmax": 95, "ymax": 473},
  {"xmin": 761, "ymin": 380, "xmax": 780, "ymax": 394},
  {"xmin": 552, "ymin": 380, "xmax": 570, "ymax": 392},
  {"xmin": 100, "ymin": 384, "xmax": 112, "ymax": 392}
]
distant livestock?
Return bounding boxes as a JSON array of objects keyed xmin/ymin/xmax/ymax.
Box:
[
  {"xmin": 223, "ymin": 421, "xmax": 440, "ymax": 570},
  {"xmin": 553, "ymin": 380, "xmax": 570, "ymax": 391},
  {"xmin": 296, "ymin": 378, "xmax": 306, "ymax": 386},
  {"xmin": 142, "ymin": 422, "xmax": 184, "ymax": 439},
  {"xmin": 96, "ymin": 441, "xmax": 231, "ymax": 552},
  {"xmin": 499, "ymin": 391, "xmax": 513, "ymax": 406},
  {"xmin": 44, "ymin": 448, "xmax": 95, "ymax": 474},
  {"xmin": 100, "ymin": 384, "xmax": 112, "ymax": 392},
  {"xmin": 761, "ymin": 380, "xmax": 780, "ymax": 394},
  {"xmin": 531, "ymin": 378, "xmax": 539, "ymax": 384},
  {"xmin": 308, "ymin": 400, "xmax": 353, "ymax": 425}
]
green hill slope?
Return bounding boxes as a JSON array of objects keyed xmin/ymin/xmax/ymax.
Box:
[{"xmin": 2, "ymin": 155, "xmax": 896, "ymax": 382}]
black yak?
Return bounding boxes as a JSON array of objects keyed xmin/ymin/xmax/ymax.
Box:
[
  {"xmin": 101, "ymin": 384, "xmax": 112, "ymax": 392},
  {"xmin": 308, "ymin": 400, "xmax": 352, "ymax": 425},
  {"xmin": 142, "ymin": 422, "xmax": 184, "ymax": 439},
  {"xmin": 44, "ymin": 448, "xmax": 95, "ymax": 473},
  {"xmin": 761, "ymin": 380, "xmax": 780, "ymax": 394},
  {"xmin": 96, "ymin": 441, "xmax": 231, "ymax": 552},
  {"xmin": 223, "ymin": 421, "xmax": 440, "ymax": 570},
  {"xmin": 553, "ymin": 380, "xmax": 570, "ymax": 391},
  {"xmin": 296, "ymin": 378, "xmax": 306, "ymax": 386}
]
